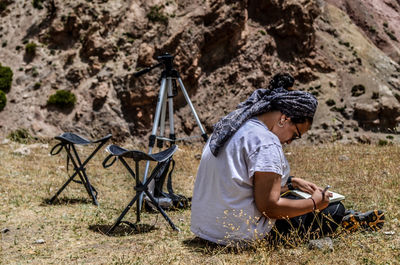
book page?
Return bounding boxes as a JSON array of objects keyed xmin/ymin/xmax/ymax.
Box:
[{"xmin": 290, "ymin": 190, "xmax": 345, "ymax": 203}]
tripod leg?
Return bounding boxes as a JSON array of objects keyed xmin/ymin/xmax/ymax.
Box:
[
  {"xmin": 168, "ymin": 78, "xmax": 176, "ymax": 144},
  {"xmin": 158, "ymin": 80, "xmax": 169, "ymax": 149},
  {"xmin": 140, "ymin": 78, "xmax": 168, "ymax": 209},
  {"xmin": 177, "ymin": 78, "xmax": 208, "ymax": 142}
]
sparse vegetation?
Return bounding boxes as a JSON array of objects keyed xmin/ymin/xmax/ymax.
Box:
[
  {"xmin": 0, "ymin": 64, "xmax": 13, "ymax": 92},
  {"xmin": 147, "ymin": 5, "xmax": 168, "ymax": 25},
  {"xmin": 372, "ymin": 92, "xmax": 379, "ymax": 99},
  {"xmin": 7, "ymin": 128, "xmax": 34, "ymax": 143},
  {"xmin": 47, "ymin": 89, "xmax": 76, "ymax": 108},
  {"xmin": 331, "ymin": 106, "xmax": 346, "ymax": 113},
  {"xmin": 34, "ymin": 82, "xmax": 41, "ymax": 90},
  {"xmin": 339, "ymin": 40, "xmax": 350, "ymax": 47},
  {"xmin": 395, "ymin": 93, "xmax": 400, "ymax": 102},
  {"xmin": 351, "ymin": 84, "xmax": 366, "ymax": 97},
  {"xmin": 386, "ymin": 135, "xmax": 394, "ymax": 140},
  {"xmin": 0, "ymin": 2, "xmax": 6, "ymax": 12},
  {"xmin": 0, "ymin": 0, "xmax": 10, "ymax": 12},
  {"xmin": 0, "ymin": 89, "xmax": 6, "ymax": 111},
  {"xmin": 385, "ymin": 30, "xmax": 398, "ymax": 41},
  {"xmin": 32, "ymin": 0, "xmax": 44, "ymax": 9},
  {"xmin": 311, "ymin": 91, "xmax": 319, "ymax": 97},
  {"xmin": 378, "ymin": 139, "xmax": 388, "ymax": 146},
  {"xmin": 368, "ymin": 26, "xmax": 376, "ymax": 33},
  {"xmin": 1, "ymin": 143, "xmax": 399, "ymax": 264},
  {"xmin": 31, "ymin": 67, "xmax": 39, "ymax": 77},
  {"xmin": 326, "ymin": 99, "xmax": 336, "ymax": 106},
  {"xmin": 258, "ymin": 30, "xmax": 266, "ymax": 36},
  {"xmin": 122, "ymin": 32, "xmax": 135, "ymax": 44},
  {"xmin": 25, "ymin": 42, "xmax": 37, "ymax": 56}
]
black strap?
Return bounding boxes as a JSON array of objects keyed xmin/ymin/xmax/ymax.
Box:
[
  {"xmin": 66, "ymin": 144, "xmax": 71, "ymax": 173},
  {"xmin": 121, "ymin": 221, "xmax": 137, "ymax": 230},
  {"xmin": 153, "ymin": 158, "xmax": 171, "ymax": 198},
  {"xmin": 102, "ymin": 154, "xmax": 117, "ymax": 168},
  {"xmin": 166, "ymin": 159, "xmax": 175, "ymax": 195},
  {"xmin": 51, "ymin": 142, "xmax": 72, "ymax": 178},
  {"xmin": 50, "ymin": 142, "xmax": 64, "ymax": 155},
  {"xmin": 165, "ymin": 159, "xmax": 189, "ymax": 208},
  {"xmin": 50, "ymin": 142, "xmax": 71, "ymax": 172},
  {"xmin": 144, "ymin": 156, "xmax": 189, "ymax": 210}
]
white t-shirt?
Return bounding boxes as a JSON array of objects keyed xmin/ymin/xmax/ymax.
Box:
[{"xmin": 191, "ymin": 117, "xmax": 290, "ymax": 245}]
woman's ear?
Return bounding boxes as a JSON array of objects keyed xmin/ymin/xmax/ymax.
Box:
[{"xmin": 280, "ymin": 114, "xmax": 290, "ymax": 123}]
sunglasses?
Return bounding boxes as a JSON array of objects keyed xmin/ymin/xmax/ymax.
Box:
[{"xmin": 291, "ymin": 123, "xmax": 302, "ymax": 141}]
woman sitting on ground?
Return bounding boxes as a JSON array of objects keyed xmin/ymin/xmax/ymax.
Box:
[{"xmin": 190, "ymin": 73, "xmax": 384, "ymax": 246}]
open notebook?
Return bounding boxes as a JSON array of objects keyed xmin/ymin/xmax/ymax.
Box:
[{"xmin": 289, "ymin": 189, "xmax": 345, "ymax": 203}]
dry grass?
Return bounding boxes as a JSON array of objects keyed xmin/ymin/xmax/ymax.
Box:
[{"xmin": 1, "ymin": 140, "xmax": 399, "ymax": 264}]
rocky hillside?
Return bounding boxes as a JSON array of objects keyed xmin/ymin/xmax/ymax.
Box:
[{"xmin": 0, "ymin": 0, "xmax": 399, "ymax": 144}]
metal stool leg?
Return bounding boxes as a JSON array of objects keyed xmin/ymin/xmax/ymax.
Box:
[
  {"xmin": 70, "ymin": 145, "xmax": 99, "ymax": 205},
  {"xmin": 49, "ymin": 171, "xmax": 78, "ymax": 203},
  {"xmin": 107, "ymin": 192, "xmax": 142, "ymax": 235},
  {"xmin": 145, "ymin": 190, "xmax": 180, "ymax": 231}
]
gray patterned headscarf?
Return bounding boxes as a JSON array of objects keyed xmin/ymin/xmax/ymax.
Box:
[{"xmin": 209, "ymin": 87, "xmax": 318, "ymax": 156}]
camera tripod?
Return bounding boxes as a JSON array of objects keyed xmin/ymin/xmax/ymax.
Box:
[{"xmin": 133, "ymin": 53, "xmax": 208, "ymax": 207}]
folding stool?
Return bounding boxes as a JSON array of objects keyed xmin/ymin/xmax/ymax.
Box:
[
  {"xmin": 49, "ymin": 132, "xmax": 112, "ymax": 205},
  {"xmin": 102, "ymin": 144, "xmax": 179, "ymax": 234}
]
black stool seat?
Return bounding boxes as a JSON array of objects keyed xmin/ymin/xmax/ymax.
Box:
[
  {"xmin": 49, "ymin": 132, "xmax": 112, "ymax": 205},
  {"xmin": 105, "ymin": 144, "xmax": 177, "ymax": 162},
  {"xmin": 103, "ymin": 144, "xmax": 180, "ymax": 234},
  {"xmin": 55, "ymin": 133, "xmax": 112, "ymax": 145}
]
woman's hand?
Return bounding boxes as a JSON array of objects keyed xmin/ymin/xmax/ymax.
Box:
[
  {"xmin": 291, "ymin": 177, "xmax": 319, "ymax": 194},
  {"xmin": 311, "ymin": 189, "xmax": 331, "ymax": 210},
  {"xmin": 254, "ymin": 171, "xmax": 331, "ymax": 218}
]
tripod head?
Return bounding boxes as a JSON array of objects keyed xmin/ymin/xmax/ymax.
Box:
[
  {"xmin": 133, "ymin": 53, "xmax": 176, "ymax": 78},
  {"xmin": 156, "ymin": 53, "xmax": 174, "ymax": 71}
]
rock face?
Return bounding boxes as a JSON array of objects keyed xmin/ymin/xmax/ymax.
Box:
[
  {"xmin": 326, "ymin": 0, "xmax": 400, "ymax": 63},
  {"xmin": 0, "ymin": 0, "xmax": 399, "ymax": 144}
]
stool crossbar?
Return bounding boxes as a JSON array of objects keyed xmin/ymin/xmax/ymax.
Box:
[
  {"xmin": 102, "ymin": 144, "xmax": 179, "ymax": 234},
  {"xmin": 49, "ymin": 132, "xmax": 112, "ymax": 205}
]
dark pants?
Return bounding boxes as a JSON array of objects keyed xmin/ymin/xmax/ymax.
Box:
[{"xmin": 269, "ymin": 195, "xmax": 346, "ymax": 242}]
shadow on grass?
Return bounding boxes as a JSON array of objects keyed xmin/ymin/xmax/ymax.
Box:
[
  {"xmin": 41, "ymin": 197, "xmax": 93, "ymax": 205},
  {"xmin": 183, "ymin": 237, "xmax": 248, "ymax": 254},
  {"xmin": 89, "ymin": 223, "xmax": 158, "ymax": 237}
]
